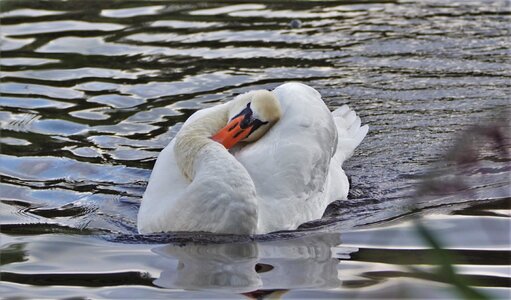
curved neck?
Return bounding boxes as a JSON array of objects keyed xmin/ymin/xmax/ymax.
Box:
[{"xmin": 174, "ymin": 106, "xmax": 229, "ymax": 180}]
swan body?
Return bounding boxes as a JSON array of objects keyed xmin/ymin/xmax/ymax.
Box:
[{"xmin": 137, "ymin": 82, "xmax": 368, "ymax": 234}]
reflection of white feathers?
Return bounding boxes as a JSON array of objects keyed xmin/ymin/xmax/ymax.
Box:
[
  {"xmin": 257, "ymin": 233, "xmax": 343, "ymax": 290},
  {"xmin": 154, "ymin": 242, "xmax": 261, "ymax": 293},
  {"xmin": 153, "ymin": 233, "xmax": 357, "ymax": 292},
  {"xmin": 138, "ymin": 83, "xmax": 368, "ymax": 234}
]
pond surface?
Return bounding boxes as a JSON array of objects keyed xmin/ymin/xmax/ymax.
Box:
[{"xmin": 1, "ymin": 0, "xmax": 510, "ymax": 298}]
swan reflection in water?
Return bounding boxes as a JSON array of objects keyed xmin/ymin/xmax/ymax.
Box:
[{"xmin": 152, "ymin": 233, "xmax": 356, "ymax": 293}]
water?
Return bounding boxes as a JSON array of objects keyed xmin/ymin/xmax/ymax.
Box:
[{"xmin": 1, "ymin": 0, "xmax": 510, "ymax": 298}]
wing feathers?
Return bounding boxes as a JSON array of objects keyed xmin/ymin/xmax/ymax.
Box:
[{"xmin": 332, "ymin": 105, "xmax": 368, "ymax": 164}]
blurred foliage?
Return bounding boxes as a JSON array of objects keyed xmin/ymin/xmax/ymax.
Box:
[
  {"xmin": 411, "ymin": 111, "xmax": 510, "ymax": 300},
  {"xmin": 412, "ymin": 221, "xmax": 490, "ymax": 300}
]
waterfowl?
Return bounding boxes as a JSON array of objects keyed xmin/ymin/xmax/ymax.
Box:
[{"xmin": 137, "ymin": 82, "xmax": 368, "ymax": 234}]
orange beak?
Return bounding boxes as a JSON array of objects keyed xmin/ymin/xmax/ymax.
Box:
[{"xmin": 211, "ymin": 115, "xmax": 253, "ymax": 149}]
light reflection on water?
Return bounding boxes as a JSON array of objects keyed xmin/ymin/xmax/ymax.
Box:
[{"xmin": 0, "ymin": 0, "xmax": 510, "ymax": 298}]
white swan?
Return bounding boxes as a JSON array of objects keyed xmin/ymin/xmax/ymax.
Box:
[{"xmin": 137, "ymin": 82, "xmax": 368, "ymax": 234}]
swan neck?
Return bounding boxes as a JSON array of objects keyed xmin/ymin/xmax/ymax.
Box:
[{"xmin": 174, "ymin": 106, "xmax": 229, "ymax": 180}]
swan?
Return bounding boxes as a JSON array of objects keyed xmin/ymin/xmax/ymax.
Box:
[{"xmin": 137, "ymin": 82, "xmax": 368, "ymax": 235}]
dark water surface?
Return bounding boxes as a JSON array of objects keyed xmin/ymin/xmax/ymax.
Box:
[{"xmin": 1, "ymin": 0, "xmax": 510, "ymax": 298}]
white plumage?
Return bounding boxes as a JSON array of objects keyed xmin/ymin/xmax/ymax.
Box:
[{"xmin": 137, "ymin": 82, "xmax": 368, "ymax": 234}]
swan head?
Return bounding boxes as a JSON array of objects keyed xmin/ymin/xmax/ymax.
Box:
[{"xmin": 212, "ymin": 90, "xmax": 281, "ymax": 149}]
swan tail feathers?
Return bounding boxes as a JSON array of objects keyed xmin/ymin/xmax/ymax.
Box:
[{"xmin": 332, "ymin": 105, "xmax": 368, "ymax": 164}]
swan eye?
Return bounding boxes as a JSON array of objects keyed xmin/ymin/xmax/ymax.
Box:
[
  {"xmin": 231, "ymin": 102, "xmax": 253, "ymax": 129},
  {"xmin": 240, "ymin": 116, "xmax": 251, "ymax": 129},
  {"xmin": 248, "ymin": 119, "xmax": 268, "ymax": 136},
  {"xmin": 230, "ymin": 103, "xmax": 252, "ymax": 120}
]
